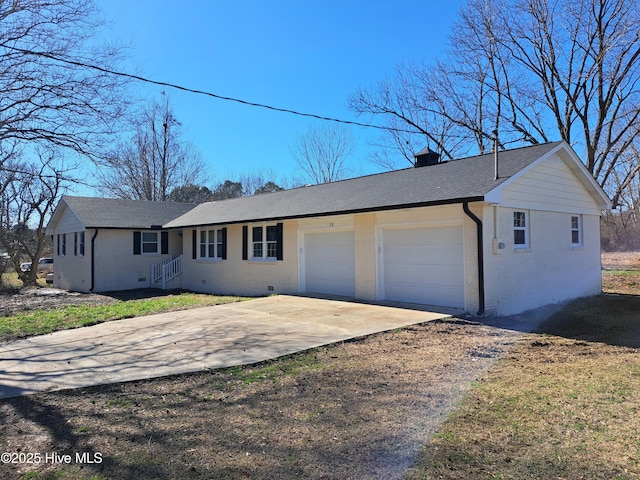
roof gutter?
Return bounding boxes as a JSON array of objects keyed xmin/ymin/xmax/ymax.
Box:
[
  {"xmin": 90, "ymin": 229, "xmax": 99, "ymax": 292},
  {"xmin": 462, "ymin": 202, "xmax": 485, "ymax": 316}
]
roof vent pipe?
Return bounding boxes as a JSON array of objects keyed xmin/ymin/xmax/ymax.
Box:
[{"xmin": 493, "ymin": 130, "xmax": 499, "ymax": 180}]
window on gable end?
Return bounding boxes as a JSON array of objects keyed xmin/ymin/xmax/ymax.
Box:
[
  {"xmin": 513, "ymin": 211, "xmax": 529, "ymax": 248},
  {"xmin": 571, "ymin": 215, "xmax": 582, "ymax": 247}
]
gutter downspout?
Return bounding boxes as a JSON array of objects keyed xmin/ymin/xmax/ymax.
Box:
[
  {"xmin": 90, "ymin": 229, "xmax": 99, "ymax": 292},
  {"xmin": 463, "ymin": 202, "xmax": 485, "ymax": 316}
]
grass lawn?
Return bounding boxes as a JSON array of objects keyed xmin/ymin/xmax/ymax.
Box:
[
  {"xmin": 405, "ymin": 298, "xmax": 640, "ymax": 479},
  {"xmin": 405, "ymin": 264, "xmax": 640, "ymax": 480},
  {"xmin": 1, "ymin": 272, "xmax": 24, "ymax": 289}
]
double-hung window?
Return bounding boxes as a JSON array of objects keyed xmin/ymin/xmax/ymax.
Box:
[
  {"xmin": 142, "ymin": 232, "xmax": 158, "ymax": 254},
  {"xmin": 134, "ymin": 231, "xmax": 168, "ymax": 255},
  {"xmin": 571, "ymin": 215, "xmax": 582, "ymax": 247},
  {"xmin": 199, "ymin": 228, "xmax": 225, "ymax": 260},
  {"xmin": 252, "ymin": 226, "xmax": 278, "ymax": 259},
  {"xmin": 252, "ymin": 226, "xmax": 264, "ymax": 258},
  {"xmin": 513, "ymin": 211, "xmax": 529, "ymax": 248},
  {"xmin": 244, "ymin": 223, "xmax": 283, "ymax": 261}
]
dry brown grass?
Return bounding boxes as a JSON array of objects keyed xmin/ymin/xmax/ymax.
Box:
[
  {"xmin": 0, "ymin": 319, "xmax": 517, "ymax": 480},
  {"xmin": 406, "ymin": 254, "xmax": 640, "ymax": 480},
  {"xmin": 602, "ymin": 251, "xmax": 640, "ymax": 294}
]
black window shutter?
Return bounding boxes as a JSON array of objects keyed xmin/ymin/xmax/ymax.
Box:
[
  {"xmin": 221, "ymin": 227, "xmax": 227, "ymax": 260},
  {"xmin": 133, "ymin": 231, "xmax": 141, "ymax": 255},
  {"xmin": 242, "ymin": 226, "xmax": 248, "ymax": 260},
  {"xmin": 192, "ymin": 230, "xmax": 197, "ymax": 259},
  {"xmin": 276, "ymin": 222, "xmax": 284, "ymax": 260},
  {"xmin": 161, "ymin": 231, "xmax": 169, "ymax": 254}
]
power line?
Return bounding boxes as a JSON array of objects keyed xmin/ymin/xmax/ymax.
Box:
[{"xmin": 5, "ymin": 45, "xmax": 423, "ymax": 135}]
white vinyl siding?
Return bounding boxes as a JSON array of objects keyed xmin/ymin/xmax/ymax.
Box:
[{"xmin": 501, "ymin": 154, "xmax": 600, "ymax": 214}]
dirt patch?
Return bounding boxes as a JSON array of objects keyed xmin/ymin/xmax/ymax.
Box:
[
  {"xmin": 0, "ymin": 289, "xmax": 114, "ymax": 317},
  {"xmin": 0, "ymin": 288, "xmax": 182, "ymax": 318}
]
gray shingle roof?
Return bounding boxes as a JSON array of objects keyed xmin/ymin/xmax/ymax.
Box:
[
  {"xmin": 165, "ymin": 142, "xmax": 564, "ymax": 228},
  {"xmin": 60, "ymin": 196, "xmax": 196, "ymax": 229}
]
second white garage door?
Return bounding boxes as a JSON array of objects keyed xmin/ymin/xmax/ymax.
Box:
[
  {"xmin": 304, "ymin": 230, "xmax": 355, "ymax": 297},
  {"xmin": 382, "ymin": 226, "xmax": 464, "ymax": 308}
]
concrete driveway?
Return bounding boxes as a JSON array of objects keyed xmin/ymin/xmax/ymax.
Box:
[{"xmin": 0, "ymin": 295, "xmax": 457, "ymax": 399}]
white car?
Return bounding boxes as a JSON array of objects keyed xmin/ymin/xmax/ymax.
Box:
[{"xmin": 20, "ymin": 257, "xmax": 54, "ymax": 273}]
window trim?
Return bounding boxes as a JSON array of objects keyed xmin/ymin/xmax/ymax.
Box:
[
  {"xmin": 513, "ymin": 211, "xmax": 529, "ymax": 249},
  {"xmin": 571, "ymin": 215, "xmax": 582, "ymax": 247},
  {"xmin": 246, "ymin": 222, "xmax": 283, "ymax": 262},
  {"xmin": 134, "ymin": 230, "xmax": 168, "ymax": 256},
  {"xmin": 141, "ymin": 231, "xmax": 159, "ymax": 255},
  {"xmin": 251, "ymin": 225, "xmax": 278, "ymax": 261},
  {"xmin": 197, "ymin": 227, "xmax": 226, "ymax": 261}
]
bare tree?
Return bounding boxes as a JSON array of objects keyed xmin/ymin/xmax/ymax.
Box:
[
  {"xmin": 237, "ymin": 168, "xmax": 285, "ymax": 195},
  {"xmin": 0, "ymin": 0, "xmax": 130, "ymax": 159},
  {"xmin": 350, "ymin": 63, "xmax": 473, "ymax": 168},
  {"xmin": 0, "ymin": 150, "xmax": 68, "ymax": 286},
  {"xmin": 98, "ymin": 95, "xmax": 207, "ymax": 201},
  {"xmin": 0, "ymin": 0, "xmax": 129, "ymax": 287},
  {"xmin": 350, "ymin": 0, "xmax": 640, "ymax": 207},
  {"xmin": 290, "ymin": 124, "xmax": 356, "ymax": 184}
]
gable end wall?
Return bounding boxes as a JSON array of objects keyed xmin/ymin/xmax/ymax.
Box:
[
  {"xmin": 50, "ymin": 204, "xmax": 85, "ymax": 234},
  {"xmin": 500, "ymin": 154, "xmax": 601, "ymax": 215}
]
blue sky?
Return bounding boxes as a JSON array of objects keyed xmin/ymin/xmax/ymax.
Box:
[{"xmin": 87, "ymin": 0, "xmax": 465, "ymax": 194}]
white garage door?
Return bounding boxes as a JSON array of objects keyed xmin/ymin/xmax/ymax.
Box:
[
  {"xmin": 304, "ymin": 230, "xmax": 355, "ymax": 297},
  {"xmin": 382, "ymin": 226, "xmax": 464, "ymax": 307}
]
